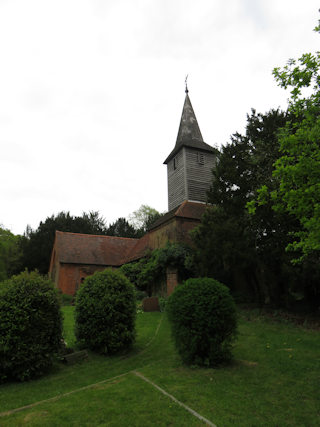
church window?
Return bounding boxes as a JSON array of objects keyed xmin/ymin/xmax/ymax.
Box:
[
  {"xmin": 173, "ymin": 157, "xmax": 178, "ymax": 169},
  {"xmin": 197, "ymin": 152, "xmax": 204, "ymax": 164}
]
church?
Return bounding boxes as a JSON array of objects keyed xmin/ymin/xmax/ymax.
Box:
[{"xmin": 49, "ymin": 87, "xmax": 217, "ymax": 296}]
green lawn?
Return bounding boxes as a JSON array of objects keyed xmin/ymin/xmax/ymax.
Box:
[{"xmin": 0, "ymin": 307, "xmax": 319, "ymax": 426}]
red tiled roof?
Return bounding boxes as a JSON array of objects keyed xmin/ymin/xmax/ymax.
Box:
[
  {"xmin": 125, "ymin": 233, "xmax": 152, "ymax": 263},
  {"xmin": 175, "ymin": 200, "xmax": 208, "ymax": 219},
  {"xmin": 125, "ymin": 201, "xmax": 208, "ymax": 263},
  {"xmin": 149, "ymin": 200, "xmax": 208, "ymax": 230},
  {"xmin": 52, "ymin": 201, "xmax": 208, "ymax": 269},
  {"xmin": 54, "ymin": 231, "xmax": 138, "ymax": 266}
]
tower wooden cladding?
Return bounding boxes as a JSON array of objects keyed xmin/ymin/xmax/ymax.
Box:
[{"xmin": 164, "ymin": 90, "xmax": 217, "ymax": 211}]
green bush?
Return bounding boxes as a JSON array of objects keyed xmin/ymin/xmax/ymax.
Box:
[
  {"xmin": 159, "ymin": 296, "xmax": 167, "ymax": 312},
  {"xmin": 75, "ymin": 269, "xmax": 136, "ymax": 354},
  {"xmin": 120, "ymin": 243, "xmax": 195, "ymax": 296},
  {"xmin": 58, "ymin": 292, "xmax": 74, "ymax": 306},
  {"xmin": 166, "ymin": 277, "xmax": 237, "ymax": 366},
  {"xmin": 135, "ymin": 289, "xmax": 148, "ymax": 301},
  {"xmin": 0, "ymin": 271, "xmax": 63, "ymax": 382}
]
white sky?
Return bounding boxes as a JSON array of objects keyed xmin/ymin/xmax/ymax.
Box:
[{"xmin": 0, "ymin": 0, "xmax": 319, "ymax": 235}]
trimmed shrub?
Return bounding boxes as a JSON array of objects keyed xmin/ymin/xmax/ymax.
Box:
[
  {"xmin": 75, "ymin": 269, "xmax": 136, "ymax": 354},
  {"xmin": 58, "ymin": 292, "xmax": 74, "ymax": 306},
  {"xmin": 135, "ymin": 289, "xmax": 148, "ymax": 301},
  {"xmin": 0, "ymin": 271, "xmax": 63, "ymax": 382},
  {"xmin": 166, "ymin": 277, "xmax": 237, "ymax": 366}
]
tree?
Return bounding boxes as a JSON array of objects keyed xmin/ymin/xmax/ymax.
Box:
[
  {"xmin": 192, "ymin": 109, "xmax": 307, "ymax": 307},
  {"xmin": 19, "ymin": 211, "xmax": 108, "ymax": 274},
  {"xmin": 129, "ymin": 205, "xmax": 162, "ymax": 235},
  {"xmin": 0, "ymin": 271, "xmax": 62, "ymax": 382},
  {"xmin": 167, "ymin": 278, "xmax": 237, "ymax": 366},
  {"xmin": 75, "ymin": 269, "xmax": 136, "ymax": 354},
  {"xmin": 266, "ymin": 56, "xmax": 319, "ymax": 261},
  {"xmin": 106, "ymin": 217, "xmax": 139, "ymax": 238},
  {"xmin": 248, "ymin": 19, "xmax": 320, "ymax": 264},
  {"xmin": 0, "ymin": 226, "xmax": 22, "ymax": 281}
]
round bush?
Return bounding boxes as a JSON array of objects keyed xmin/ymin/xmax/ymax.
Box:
[
  {"xmin": 0, "ymin": 271, "xmax": 63, "ymax": 382},
  {"xmin": 75, "ymin": 269, "xmax": 136, "ymax": 354},
  {"xmin": 166, "ymin": 277, "xmax": 237, "ymax": 366}
]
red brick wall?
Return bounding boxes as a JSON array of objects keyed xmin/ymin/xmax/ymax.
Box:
[
  {"xmin": 148, "ymin": 217, "xmax": 200, "ymax": 250},
  {"xmin": 58, "ymin": 264, "xmax": 109, "ymax": 295},
  {"xmin": 166, "ymin": 267, "xmax": 178, "ymax": 296},
  {"xmin": 58, "ymin": 264, "xmax": 78, "ymax": 295}
]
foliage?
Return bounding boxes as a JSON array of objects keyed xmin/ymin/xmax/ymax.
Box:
[
  {"xmin": 106, "ymin": 217, "xmax": 139, "ymax": 238},
  {"xmin": 247, "ymin": 20, "xmax": 320, "ymax": 264},
  {"xmin": 129, "ymin": 204, "xmax": 163, "ymax": 235},
  {"xmin": 1, "ymin": 310, "xmax": 319, "ymax": 425},
  {"xmin": 158, "ymin": 296, "xmax": 167, "ymax": 312},
  {"xmin": 120, "ymin": 256, "xmax": 150, "ymax": 290},
  {"xmin": 59, "ymin": 292, "xmax": 74, "ymax": 306},
  {"xmin": 75, "ymin": 269, "xmax": 136, "ymax": 354},
  {"xmin": 19, "ymin": 211, "xmax": 108, "ymax": 275},
  {"xmin": 0, "ymin": 226, "xmax": 22, "ymax": 281},
  {"xmin": 257, "ymin": 55, "xmax": 320, "ymax": 261},
  {"xmin": 243, "ymin": 19, "xmax": 320, "ymax": 308},
  {"xmin": 134, "ymin": 289, "xmax": 148, "ymax": 301},
  {"xmin": 192, "ymin": 109, "xmax": 309, "ymax": 307},
  {"xmin": 0, "ymin": 271, "xmax": 62, "ymax": 382},
  {"xmin": 166, "ymin": 278, "xmax": 237, "ymax": 366},
  {"xmin": 120, "ymin": 243, "xmax": 194, "ymax": 296}
]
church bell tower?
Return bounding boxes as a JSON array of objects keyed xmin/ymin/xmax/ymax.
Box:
[{"xmin": 164, "ymin": 86, "xmax": 217, "ymax": 211}]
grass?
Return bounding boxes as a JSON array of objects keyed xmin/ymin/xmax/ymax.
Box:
[{"xmin": 0, "ymin": 307, "xmax": 319, "ymax": 426}]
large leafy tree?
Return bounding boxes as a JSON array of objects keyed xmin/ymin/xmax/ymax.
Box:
[
  {"xmin": 19, "ymin": 211, "xmax": 108, "ymax": 274},
  {"xmin": 192, "ymin": 109, "xmax": 306, "ymax": 306},
  {"xmin": 0, "ymin": 226, "xmax": 22, "ymax": 281},
  {"xmin": 244, "ymin": 19, "xmax": 320, "ymax": 309},
  {"xmin": 129, "ymin": 204, "xmax": 162, "ymax": 235},
  {"xmin": 253, "ymin": 45, "xmax": 320, "ymax": 261},
  {"xmin": 106, "ymin": 217, "xmax": 139, "ymax": 238}
]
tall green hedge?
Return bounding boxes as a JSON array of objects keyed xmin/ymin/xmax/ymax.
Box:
[
  {"xmin": 75, "ymin": 269, "xmax": 136, "ymax": 354},
  {"xmin": 167, "ymin": 277, "xmax": 237, "ymax": 366},
  {"xmin": 0, "ymin": 271, "xmax": 63, "ymax": 382}
]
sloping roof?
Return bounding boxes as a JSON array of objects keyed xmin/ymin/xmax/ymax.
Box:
[
  {"xmin": 164, "ymin": 92, "xmax": 216, "ymax": 164},
  {"xmin": 123, "ymin": 201, "xmax": 208, "ymax": 263},
  {"xmin": 52, "ymin": 202, "xmax": 208, "ymax": 268},
  {"xmin": 124, "ymin": 233, "xmax": 152, "ymax": 264},
  {"xmin": 54, "ymin": 231, "xmax": 138, "ymax": 266},
  {"xmin": 149, "ymin": 200, "xmax": 208, "ymax": 230}
]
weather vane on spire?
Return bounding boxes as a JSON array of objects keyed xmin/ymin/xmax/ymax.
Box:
[{"xmin": 185, "ymin": 75, "xmax": 189, "ymax": 93}]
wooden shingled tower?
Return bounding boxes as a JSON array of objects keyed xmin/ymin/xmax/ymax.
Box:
[{"xmin": 164, "ymin": 86, "xmax": 217, "ymax": 211}]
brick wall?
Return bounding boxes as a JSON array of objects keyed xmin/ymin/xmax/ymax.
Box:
[
  {"xmin": 58, "ymin": 264, "xmax": 108, "ymax": 295},
  {"xmin": 166, "ymin": 267, "xmax": 178, "ymax": 296}
]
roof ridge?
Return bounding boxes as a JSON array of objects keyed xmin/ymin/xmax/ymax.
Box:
[
  {"xmin": 174, "ymin": 200, "xmax": 188, "ymax": 216},
  {"xmin": 55, "ymin": 230, "xmax": 138, "ymax": 241}
]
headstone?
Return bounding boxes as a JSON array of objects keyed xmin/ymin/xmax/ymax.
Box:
[{"xmin": 142, "ymin": 296, "xmax": 160, "ymax": 312}]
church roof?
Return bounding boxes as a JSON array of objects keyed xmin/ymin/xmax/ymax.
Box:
[
  {"xmin": 164, "ymin": 92, "xmax": 215, "ymax": 164},
  {"xmin": 149, "ymin": 200, "xmax": 208, "ymax": 230},
  {"xmin": 124, "ymin": 201, "xmax": 208, "ymax": 263},
  {"xmin": 53, "ymin": 231, "xmax": 138, "ymax": 266},
  {"xmin": 51, "ymin": 201, "xmax": 208, "ymax": 269}
]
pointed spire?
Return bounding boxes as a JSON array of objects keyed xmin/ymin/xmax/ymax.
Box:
[
  {"xmin": 175, "ymin": 90, "xmax": 203, "ymax": 146},
  {"xmin": 163, "ymin": 84, "xmax": 215, "ymax": 165}
]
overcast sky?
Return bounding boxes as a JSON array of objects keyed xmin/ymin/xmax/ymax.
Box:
[{"xmin": 0, "ymin": 0, "xmax": 319, "ymax": 235}]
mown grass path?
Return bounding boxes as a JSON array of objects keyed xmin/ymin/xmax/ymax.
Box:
[{"xmin": 0, "ymin": 308, "xmax": 319, "ymax": 426}]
